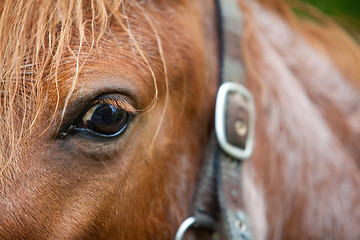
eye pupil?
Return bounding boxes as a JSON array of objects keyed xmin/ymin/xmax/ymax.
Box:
[{"xmin": 83, "ymin": 103, "xmax": 128, "ymax": 135}]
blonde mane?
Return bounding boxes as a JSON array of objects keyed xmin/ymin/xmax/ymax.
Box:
[{"xmin": 0, "ymin": 0, "xmax": 165, "ymax": 176}]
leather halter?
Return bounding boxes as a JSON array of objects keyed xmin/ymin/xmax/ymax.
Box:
[{"xmin": 175, "ymin": 0, "xmax": 255, "ymax": 239}]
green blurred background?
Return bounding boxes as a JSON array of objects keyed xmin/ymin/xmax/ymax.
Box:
[
  {"xmin": 298, "ymin": 0, "xmax": 360, "ymax": 27},
  {"xmin": 300, "ymin": 0, "xmax": 360, "ymax": 19}
]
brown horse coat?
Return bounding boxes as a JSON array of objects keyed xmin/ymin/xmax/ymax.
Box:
[{"xmin": 0, "ymin": 0, "xmax": 359, "ymax": 239}]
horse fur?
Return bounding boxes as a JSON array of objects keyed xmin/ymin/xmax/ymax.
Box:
[{"xmin": 0, "ymin": 0, "xmax": 359, "ymax": 239}]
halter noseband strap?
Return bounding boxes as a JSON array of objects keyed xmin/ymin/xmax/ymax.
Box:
[{"xmin": 175, "ymin": 0, "xmax": 255, "ymax": 239}]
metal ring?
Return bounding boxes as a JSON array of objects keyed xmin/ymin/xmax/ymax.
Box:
[{"xmin": 174, "ymin": 217, "xmax": 196, "ymax": 240}]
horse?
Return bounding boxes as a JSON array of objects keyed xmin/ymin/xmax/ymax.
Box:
[{"xmin": 0, "ymin": 0, "xmax": 359, "ymax": 239}]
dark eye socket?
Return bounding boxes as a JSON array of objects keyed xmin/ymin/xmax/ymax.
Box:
[{"xmin": 59, "ymin": 94, "xmax": 135, "ymax": 140}]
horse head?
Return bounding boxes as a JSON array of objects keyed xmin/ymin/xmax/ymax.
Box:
[{"xmin": 0, "ymin": 0, "xmax": 359, "ymax": 239}]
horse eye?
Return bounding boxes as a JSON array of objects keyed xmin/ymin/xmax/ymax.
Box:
[
  {"xmin": 59, "ymin": 94, "xmax": 135, "ymax": 140},
  {"xmin": 81, "ymin": 102, "xmax": 129, "ymax": 136}
]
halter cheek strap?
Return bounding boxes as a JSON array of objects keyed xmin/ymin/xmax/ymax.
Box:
[{"xmin": 175, "ymin": 0, "xmax": 255, "ymax": 239}]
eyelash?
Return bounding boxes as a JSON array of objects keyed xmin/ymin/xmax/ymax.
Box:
[{"xmin": 93, "ymin": 96, "xmax": 137, "ymax": 114}]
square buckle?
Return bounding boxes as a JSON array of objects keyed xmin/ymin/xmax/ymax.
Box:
[{"xmin": 215, "ymin": 82, "xmax": 255, "ymax": 160}]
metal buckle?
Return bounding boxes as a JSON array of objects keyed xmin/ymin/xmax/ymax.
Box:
[{"xmin": 215, "ymin": 82, "xmax": 255, "ymax": 160}]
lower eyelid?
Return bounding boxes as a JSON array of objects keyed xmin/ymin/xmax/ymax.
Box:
[{"xmin": 74, "ymin": 112, "xmax": 135, "ymax": 140}]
